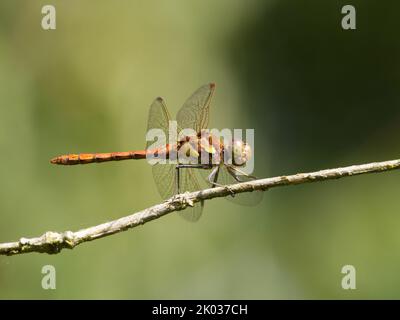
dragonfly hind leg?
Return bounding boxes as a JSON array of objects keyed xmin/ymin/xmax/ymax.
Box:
[
  {"xmin": 207, "ymin": 166, "xmax": 235, "ymax": 197},
  {"xmin": 227, "ymin": 165, "xmax": 258, "ymax": 181}
]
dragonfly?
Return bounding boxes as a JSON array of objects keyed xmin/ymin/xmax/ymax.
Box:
[{"xmin": 51, "ymin": 83, "xmax": 263, "ymax": 221}]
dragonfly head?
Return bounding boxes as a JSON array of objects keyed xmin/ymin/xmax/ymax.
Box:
[{"xmin": 232, "ymin": 140, "xmax": 252, "ymax": 167}]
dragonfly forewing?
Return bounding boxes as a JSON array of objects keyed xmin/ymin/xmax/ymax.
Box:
[
  {"xmin": 176, "ymin": 83, "xmax": 215, "ymax": 134},
  {"xmin": 146, "ymin": 94, "xmax": 204, "ymax": 221}
]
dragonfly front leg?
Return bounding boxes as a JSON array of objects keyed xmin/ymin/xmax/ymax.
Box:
[{"xmin": 175, "ymin": 166, "xmax": 181, "ymax": 194}]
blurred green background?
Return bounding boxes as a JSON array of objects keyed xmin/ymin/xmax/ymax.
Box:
[{"xmin": 1, "ymin": 0, "xmax": 400, "ymax": 299}]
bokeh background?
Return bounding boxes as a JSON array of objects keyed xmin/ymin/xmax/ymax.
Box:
[{"xmin": 0, "ymin": 0, "xmax": 400, "ymax": 299}]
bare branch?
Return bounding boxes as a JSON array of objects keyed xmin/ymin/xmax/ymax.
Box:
[{"xmin": 1, "ymin": 158, "xmax": 400, "ymax": 256}]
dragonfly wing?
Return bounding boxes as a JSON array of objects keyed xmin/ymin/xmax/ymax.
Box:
[
  {"xmin": 146, "ymin": 95, "xmax": 203, "ymax": 221},
  {"xmin": 152, "ymin": 163, "xmax": 176, "ymax": 200},
  {"xmin": 178, "ymin": 168, "xmax": 204, "ymax": 222},
  {"xmin": 173, "ymin": 83, "xmax": 214, "ymax": 221},
  {"xmin": 146, "ymin": 97, "xmax": 175, "ymax": 200},
  {"xmin": 146, "ymin": 97, "xmax": 171, "ymax": 150},
  {"xmin": 176, "ymin": 83, "xmax": 215, "ymax": 133},
  {"xmin": 152, "ymin": 163, "xmax": 203, "ymax": 222}
]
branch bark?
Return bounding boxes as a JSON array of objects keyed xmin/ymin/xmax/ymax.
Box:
[{"xmin": 1, "ymin": 158, "xmax": 400, "ymax": 256}]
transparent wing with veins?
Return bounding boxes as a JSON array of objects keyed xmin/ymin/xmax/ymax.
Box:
[
  {"xmin": 146, "ymin": 87, "xmax": 214, "ymax": 221},
  {"xmin": 146, "ymin": 97, "xmax": 171, "ymax": 151},
  {"xmin": 174, "ymin": 83, "xmax": 216, "ymax": 221},
  {"xmin": 146, "ymin": 97, "xmax": 176, "ymax": 201},
  {"xmin": 176, "ymin": 83, "xmax": 215, "ymax": 133},
  {"xmin": 178, "ymin": 168, "xmax": 204, "ymax": 222}
]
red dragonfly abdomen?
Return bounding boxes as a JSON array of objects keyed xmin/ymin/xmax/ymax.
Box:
[
  {"xmin": 50, "ymin": 145, "xmax": 173, "ymax": 165},
  {"xmin": 50, "ymin": 150, "xmax": 148, "ymax": 165}
]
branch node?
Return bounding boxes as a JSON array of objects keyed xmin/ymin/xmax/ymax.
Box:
[
  {"xmin": 19, "ymin": 237, "xmax": 30, "ymax": 246},
  {"xmin": 62, "ymin": 231, "xmax": 76, "ymax": 248},
  {"xmin": 170, "ymin": 192, "xmax": 195, "ymax": 208}
]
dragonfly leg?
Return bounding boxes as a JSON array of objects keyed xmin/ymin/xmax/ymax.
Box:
[
  {"xmin": 175, "ymin": 164, "xmax": 210, "ymax": 195},
  {"xmin": 176, "ymin": 164, "xmax": 212, "ymax": 169},
  {"xmin": 228, "ymin": 165, "xmax": 258, "ymax": 181},
  {"xmin": 207, "ymin": 166, "xmax": 235, "ymax": 197},
  {"xmin": 207, "ymin": 166, "xmax": 220, "ymax": 187},
  {"xmin": 175, "ymin": 166, "xmax": 180, "ymax": 194}
]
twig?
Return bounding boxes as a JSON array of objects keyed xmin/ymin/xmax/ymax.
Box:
[{"xmin": 1, "ymin": 158, "xmax": 400, "ymax": 256}]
